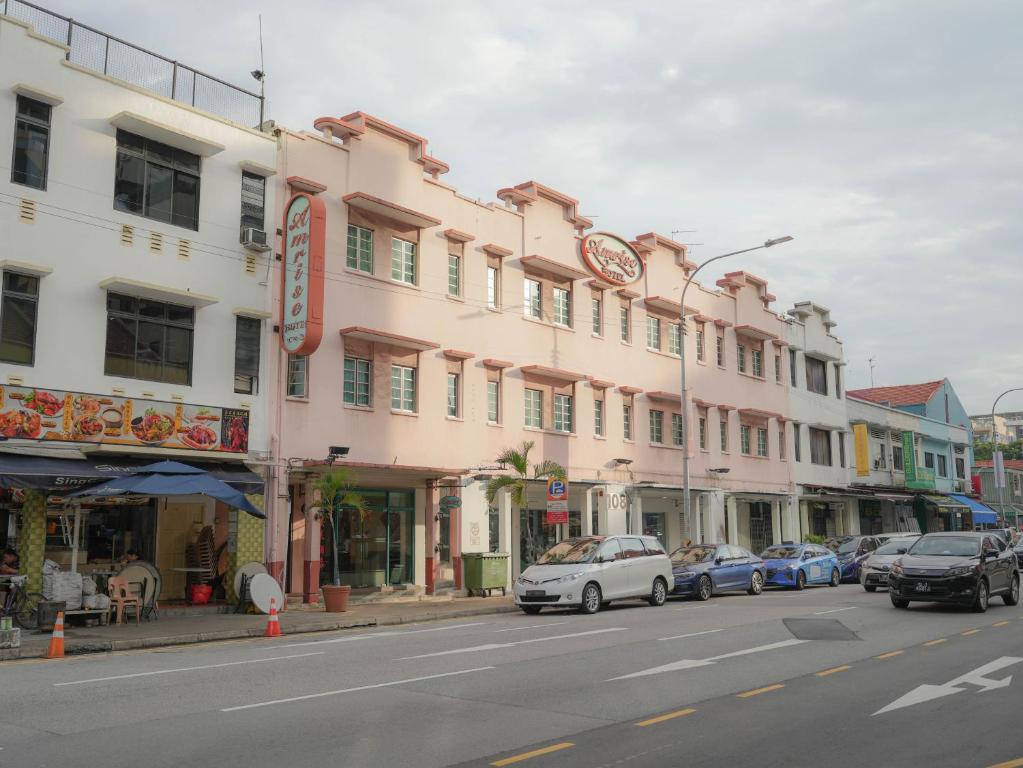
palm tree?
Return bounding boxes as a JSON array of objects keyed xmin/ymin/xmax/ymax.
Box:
[{"xmin": 312, "ymin": 467, "xmax": 367, "ymax": 586}]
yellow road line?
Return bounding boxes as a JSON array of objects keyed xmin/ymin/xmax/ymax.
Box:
[
  {"xmin": 876, "ymin": 650, "xmax": 904, "ymax": 659},
  {"xmin": 924, "ymin": 638, "xmax": 947, "ymax": 647},
  {"xmin": 962, "ymin": 629, "xmax": 981, "ymax": 636},
  {"xmin": 994, "ymin": 621, "xmax": 1011, "ymax": 627},
  {"xmin": 737, "ymin": 684, "xmax": 784, "ymax": 698},
  {"xmin": 491, "ymin": 743, "xmax": 575, "ymax": 766},
  {"xmin": 635, "ymin": 708, "xmax": 696, "ymax": 727},
  {"xmin": 816, "ymin": 665, "xmax": 851, "ymax": 677},
  {"xmin": 986, "ymin": 758, "xmax": 1023, "ymax": 768}
]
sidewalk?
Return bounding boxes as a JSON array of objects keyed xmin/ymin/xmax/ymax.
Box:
[{"xmin": 6, "ymin": 595, "xmax": 518, "ymax": 660}]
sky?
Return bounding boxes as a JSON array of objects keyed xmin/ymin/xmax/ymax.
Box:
[{"xmin": 37, "ymin": 0, "xmax": 1023, "ymax": 415}]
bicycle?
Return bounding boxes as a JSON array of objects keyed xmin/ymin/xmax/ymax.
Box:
[{"xmin": 1, "ymin": 575, "xmax": 45, "ymax": 629}]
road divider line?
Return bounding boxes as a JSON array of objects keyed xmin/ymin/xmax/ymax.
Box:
[
  {"xmin": 876, "ymin": 650, "xmax": 904, "ymax": 659},
  {"xmin": 222, "ymin": 666, "xmax": 495, "ymax": 712},
  {"xmin": 399, "ymin": 627, "xmax": 627, "ymax": 660},
  {"xmin": 658, "ymin": 628, "xmax": 723, "ymax": 642},
  {"xmin": 491, "ymin": 743, "xmax": 574, "ymax": 766},
  {"xmin": 54, "ymin": 652, "xmax": 325, "ymax": 686},
  {"xmin": 986, "ymin": 758, "xmax": 1023, "ymax": 768},
  {"xmin": 635, "ymin": 708, "xmax": 697, "ymax": 727},
  {"xmin": 494, "ymin": 622, "xmax": 569, "ymax": 633},
  {"xmin": 924, "ymin": 639, "xmax": 947, "ymax": 647},
  {"xmin": 816, "ymin": 665, "xmax": 851, "ymax": 677},
  {"xmin": 994, "ymin": 621, "xmax": 1011, "ymax": 627},
  {"xmin": 737, "ymin": 684, "xmax": 784, "ymax": 698},
  {"xmin": 962, "ymin": 629, "xmax": 981, "ymax": 636},
  {"xmin": 813, "ymin": 607, "xmax": 856, "ymax": 615},
  {"xmin": 278, "ymin": 622, "xmax": 491, "ymax": 648}
]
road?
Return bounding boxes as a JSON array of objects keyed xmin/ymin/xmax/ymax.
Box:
[{"xmin": 2, "ymin": 584, "xmax": 1022, "ymax": 768}]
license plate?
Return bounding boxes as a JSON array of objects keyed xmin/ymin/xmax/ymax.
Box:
[
  {"xmin": 526, "ymin": 590, "xmax": 545, "ymax": 596},
  {"xmin": 914, "ymin": 581, "xmax": 931, "ymax": 593}
]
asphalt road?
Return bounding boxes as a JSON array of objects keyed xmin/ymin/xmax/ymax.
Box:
[{"xmin": 3, "ymin": 584, "xmax": 1022, "ymax": 768}]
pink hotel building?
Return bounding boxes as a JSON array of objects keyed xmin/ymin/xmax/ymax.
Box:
[{"xmin": 267, "ymin": 112, "xmax": 804, "ymax": 599}]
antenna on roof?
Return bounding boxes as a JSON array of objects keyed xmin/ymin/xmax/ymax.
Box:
[{"xmin": 868, "ymin": 357, "xmax": 876, "ymax": 388}]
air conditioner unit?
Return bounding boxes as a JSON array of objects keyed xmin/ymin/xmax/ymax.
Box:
[{"xmin": 241, "ymin": 228, "xmax": 271, "ymax": 252}]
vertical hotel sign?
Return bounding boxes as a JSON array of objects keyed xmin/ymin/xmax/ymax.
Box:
[
  {"xmin": 853, "ymin": 423, "xmax": 870, "ymax": 477},
  {"xmin": 280, "ymin": 192, "xmax": 326, "ymax": 355}
]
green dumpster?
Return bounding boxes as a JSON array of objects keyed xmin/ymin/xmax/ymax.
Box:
[{"xmin": 463, "ymin": 552, "xmax": 509, "ymax": 597}]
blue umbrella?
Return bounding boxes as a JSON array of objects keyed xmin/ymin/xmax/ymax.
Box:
[{"xmin": 66, "ymin": 460, "xmax": 264, "ymax": 518}]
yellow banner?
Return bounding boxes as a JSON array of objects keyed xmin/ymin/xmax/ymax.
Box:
[{"xmin": 853, "ymin": 423, "xmax": 870, "ymax": 476}]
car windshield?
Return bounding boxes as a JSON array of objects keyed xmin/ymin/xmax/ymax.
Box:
[
  {"xmin": 832, "ymin": 538, "xmax": 860, "ymax": 554},
  {"xmin": 761, "ymin": 546, "xmax": 802, "ymax": 559},
  {"xmin": 874, "ymin": 539, "xmax": 914, "ymax": 555},
  {"xmin": 535, "ymin": 538, "xmax": 602, "ymax": 564},
  {"xmin": 671, "ymin": 546, "xmax": 716, "ymax": 565},
  {"xmin": 908, "ymin": 536, "xmax": 981, "ymax": 557}
]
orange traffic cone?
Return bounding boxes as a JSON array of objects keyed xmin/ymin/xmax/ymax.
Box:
[
  {"xmin": 46, "ymin": 611, "xmax": 65, "ymax": 659},
  {"xmin": 264, "ymin": 597, "xmax": 281, "ymax": 638}
]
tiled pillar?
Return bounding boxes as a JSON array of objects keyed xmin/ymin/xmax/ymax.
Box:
[
  {"xmin": 225, "ymin": 496, "xmax": 266, "ymax": 603},
  {"xmin": 425, "ymin": 481, "xmax": 437, "ymax": 595},
  {"xmin": 20, "ymin": 490, "xmax": 47, "ymax": 596}
]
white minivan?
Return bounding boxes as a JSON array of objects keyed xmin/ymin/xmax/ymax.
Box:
[{"xmin": 513, "ymin": 535, "xmax": 673, "ymax": 615}]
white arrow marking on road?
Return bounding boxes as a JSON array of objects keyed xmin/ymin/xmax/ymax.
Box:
[
  {"xmin": 397, "ymin": 627, "xmax": 628, "ymax": 659},
  {"xmin": 610, "ymin": 638, "xmax": 808, "ymax": 680},
  {"xmin": 873, "ymin": 656, "xmax": 1023, "ymax": 715},
  {"xmin": 658, "ymin": 628, "xmax": 724, "ymax": 642}
]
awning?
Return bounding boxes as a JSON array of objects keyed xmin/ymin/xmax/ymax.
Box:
[
  {"xmin": 947, "ymin": 494, "xmax": 998, "ymax": 524},
  {"xmin": 920, "ymin": 494, "xmax": 971, "ymax": 512},
  {"xmin": 0, "ymin": 452, "xmax": 264, "ymax": 493}
]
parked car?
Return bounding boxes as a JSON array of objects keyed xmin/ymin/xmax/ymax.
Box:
[
  {"xmin": 1013, "ymin": 539, "xmax": 1023, "ymax": 569},
  {"xmin": 669, "ymin": 544, "xmax": 765, "ymax": 600},
  {"xmin": 513, "ymin": 535, "xmax": 673, "ymax": 615},
  {"xmin": 876, "ymin": 531, "xmax": 921, "ymax": 544},
  {"xmin": 761, "ymin": 543, "xmax": 840, "ymax": 589},
  {"xmin": 888, "ymin": 532, "xmax": 1020, "ymax": 613},
  {"xmin": 989, "ymin": 528, "xmax": 1020, "ymax": 548},
  {"xmin": 825, "ymin": 535, "xmax": 881, "ymax": 582},
  {"xmin": 859, "ymin": 537, "xmax": 919, "ymax": 592}
]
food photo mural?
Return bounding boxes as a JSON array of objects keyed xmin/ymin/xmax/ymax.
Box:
[{"xmin": 0, "ymin": 385, "xmax": 249, "ymax": 454}]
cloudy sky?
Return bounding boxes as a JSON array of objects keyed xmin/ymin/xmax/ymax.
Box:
[{"xmin": 41, "ymin": 0, "xmax": 1023, "ymax": 414}]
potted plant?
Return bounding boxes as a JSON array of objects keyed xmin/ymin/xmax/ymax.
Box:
[{"xmin": 313, "ymin": 467, "xmax": 366, "ymax": 612}]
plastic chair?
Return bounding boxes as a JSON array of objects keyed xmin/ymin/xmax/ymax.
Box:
[{"xmin": 108, "ymin": 575, "xmax": 142, "ymax": 625}]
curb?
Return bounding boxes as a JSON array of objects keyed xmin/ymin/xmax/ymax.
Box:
[{"xmin": 8, "ymin": 603, "xmax": 520, "ymax": 660}]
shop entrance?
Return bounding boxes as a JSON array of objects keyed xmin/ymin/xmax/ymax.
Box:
[
  {"xmin": 322, "ymin": 490, "xmax": 414, "ymax": 588},
  {"xmin": 520, "ymin": 508, "xmax": 558, "ymax": 572},
  {"xmin": 748, "ymin": 502, "xmax": 773, "ymax": 555}
]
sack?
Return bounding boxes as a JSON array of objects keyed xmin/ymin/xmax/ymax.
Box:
[
  {"xmin": 82, "ymin": 578, "xmax": 97, "ymax": 596},
  {"xmin": 42, "ymin": 571, "xmax": 83, "ymax": 610},
  {"xmin": 42, "ymin": 559, "xmax": 60, "ymax": 574}
]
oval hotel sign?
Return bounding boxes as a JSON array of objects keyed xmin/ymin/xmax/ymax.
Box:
[
  {"xmin": 280, "ymin": 192, "xmax": 326, "ymax": 355},
  {"xmin": 580, "ymin": 232, "xmax": 644, "ymax": 286}
]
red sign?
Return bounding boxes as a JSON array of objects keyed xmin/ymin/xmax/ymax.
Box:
[
  {"xmin": 580, "ymin": 232, "xmax": 644, "ymax": 286},
  {"xmin": 280, "ymin": 192, "xmax": 326, "ymax": 355}
]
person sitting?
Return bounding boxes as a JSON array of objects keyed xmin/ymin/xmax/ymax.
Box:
[{"xmin": 0, "ymin": 548, "xmax": 19, "ymax": 575}]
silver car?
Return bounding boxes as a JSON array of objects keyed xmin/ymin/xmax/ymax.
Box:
[
  {"xmin": 514, "ymin": 535, "xmax": 673, "ymax": 615},
  {"xmin": 860, "ymin": 537, "xmax": 918, "ymax": 591}
]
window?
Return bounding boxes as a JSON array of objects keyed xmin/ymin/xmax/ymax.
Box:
[
  {"xmin": 240, "ymin": 171, "xmax": 266, "ymax": 232},
  {"xmin": 839, "ymin": 433, "xmax": 846, "ymax": 468},
  {"xmin": 553, "ymin": 287, "xmax": 571, "ymax": 326},
  {"xmin": 594, "ymin": 399, "xmax": 604, "ymax": 436},
  {"xmin": 696, "ymin": 327, "xmax": 705, "ymax": 362},
  {"xmin": 757, "ymin": 428, "xmax": 768, "ymax": 457},
  {"xmin": 346, "ymin": 224, "xmax": 373, "ymax": 272},
  {"xmin": 936, "ymin": 454, "xmax": 948, "ymax": 477},
  {"xmin": 114, "ymin": 130, "xmax": 200, "ymax": 230},
  {"xmin": 699, "ymin": 416, "xmax": 707, "ymax": 449},
  {"xmin": 810, "ymin": 427, "xmax": 832, "ymax": 466},
  {"xmin": 104, "ymin": 293, "xmax": 194, "ymax": 384},
  {"xmin": 924, "ymin": 452, "xmax": 935, "ymax": 470},
  {"xmin": 720, "ymin": 415, "xmax": 729, "ymax": 451},
  {"xmin": 391, "ymin": 238, "xmax": 416, "ymax": 284},
  {"xmin": 834, "ymin": 364, "xmax": 842, "ymax": 399},
  {"xmin": 955, "ymin": 457, "xmax": 966, "ymax": 479},
  {"xmin": 740, "ymin": 424, "xmax": 752, "ymax": 455},
  {"xmin": 524, "ymin": 279, "xmax": 542, "ymax": 319},
  {"xmin": 343, "ymin": 357, "xmax": 371, "ymax": 406},
  {"xmin": 390, "ymin": 365, "xmax": 416, "ymax": 412},
  {"xmin": 554, "ymin": 393, "xmax": 573, "ymax": 432},
  {"xmin": 878, "ymin": 442, "xmax": 887, "ymax": 469},
  {"xmin": 233, "ymin": 316, "xmax": 261, "ymax": 395},
  {"xmin": 620, "ymin": 305, "xmax": 630, "ymax": 342},
  {"xmin": 779, "ymin": 426, "xmax": 786, "ymax": 459},
  {"xmin": 775, "ymin": 354, "xmax": 782, "ymax": 383},
  {"xmin": 287, "ymin": 354, "xmax": 308, "ymax": 398},
  {"xmin": 0, "ymin": 272, "xmax": 39, "ymax": 365},
  {"xmin": 668, "ymin": 323, "xmax": 681, "ymax": 356},
  {"xmin": 646, "ymin": 316, "xmax": 661, "ymax": 350},
  {"xmin": 716, "ymin": 331, "xmax": 725, "ymax": 367},
  {"xmin": 623, "ymin": 402, "xmax": 633, "ymax": 440},
  {"xmin": 672, "ymin": 413, "xmax": 684, "ymax": 446},
  {"xmin": 524, "ymin": 388, "xmax": 542, "ymax": 428},
  {"xmin": 805, "ymin": 357, "xmax": 828, "ymax": 395},
  {"xmin": 447, "ymin": 372, "xmax": 459, "ymax": 417},
  {"xmin": 649, "ymin": 410, "xmax": 664, "ymax": 444},
  {"xmin": 737, "ymin": 344, "xmax": 747, "ymax": 373},
  {"xmin": 789, "ymin": 349, "xmax": 798, "ymax": 387},
  {"xmin": 892, "ymin": 444, "xmax": 904, "ymax": 471},
  {"xmin": 487, "ymin": 266, "xmax": 499, "ymax": 309},
  {"xmin": 12, "ymin": 96, "xmax": 51, "ymax": 189},
  {"xmin": 751, "ymin": 348, "xmax": 763, "ymax": 377},
  {"xmin": 447, "ymin": 253, "xmax": 461, "ymax": 296},
  {"xmin": 793, "ymin": 422, "xmax": 802, "ymax": 461},
  {"xmin": 592, "ymin": 296, "xmax": 602, "ymax": 335},
  {"xmin": 487, "ymin": 380, "xmax": 499, "ymax": 423}
]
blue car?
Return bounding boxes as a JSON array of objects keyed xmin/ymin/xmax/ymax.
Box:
[
  {"xmin": 669, "ymin": 544, "xmax": 766, "ymax": 600},
  {"xmin": 761, "ymin": 543, "xmax": 841, "ymax": 589},
  {"xmin": 825, "ymin": 535, "xmax": 881, "ymax": 583}
]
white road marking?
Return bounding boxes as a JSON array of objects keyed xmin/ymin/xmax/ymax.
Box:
[
  {"xmin": 659, "ymin": 628, "xmax": 724, "ymax": 642},
  {"xmin": 277, "ymin": 622, "xmax": 490, "ymax": 649},
  {"xmin": 874, "ymin": 656, "xmax": 1022, "ymax": 715},
  {"xmin": 814, "ymin": 607, "xmax": 857, "ymax": 615},
  {"xmin": 673, "ymin": 603, "xmax": 719, "ymax": 611},
  {"xmin": 494, "ymin": 622, "xmax": 570, "ymax": 633},
  {"xmin": 611, "ymin": 638, "xmax": 808, "ymax": 680},
  {"xmin": 398, "ymin": 627, "xmax": 628, "ymax": 660},
  {"xmin": 54, "ymin": 652, "xmax": 325, "ymax": 686},
  {"xmin": 221, "ymin": 666, "xmax": 495, "ymax": 712}
]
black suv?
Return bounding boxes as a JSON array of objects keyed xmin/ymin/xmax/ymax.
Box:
[{"xmin": 888, "ymin": 532, "xmax": 1020, "ymax": 613}]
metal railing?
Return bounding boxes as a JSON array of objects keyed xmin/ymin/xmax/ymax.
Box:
[{"xmin": 2, "ymin": 0, "xmax": 264, "ymax": 128}]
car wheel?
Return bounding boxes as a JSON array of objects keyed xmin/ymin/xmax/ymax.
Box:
[
  {"xmin": 864, "ymin": 585, "xmax": 877, "ymax": 593},
  {"xmin": 972, "ymin": 579, "xmax": 989, "ymax": 613},
  {"xmin": 748, "ymin": 571, "xmax": 764, "ymax": 596},
  {"xmin": 648, "ymin": 578, "xmax": 668, "ymax": 607},
  {"xmin": 520, "ymin": 605, "xmax": 542, "ymax": 615},
  {"xmin": 580, "ymin": 583, "xmax": 602, "ymax": 615},
  {"xmin": 829, "ymin": 568, "xmax": 840, "ymax": 587},
  {"xmin": 1003, "ymin": 574, "xmax": 1019, "ymax": 606},
  {"xmin": 696, "ymin": 575, "xmax": 713, "ymax": 601},
  {"xmin": 795, "ymin": 570, "xmax": 806, "ymax": 590},
  {"xmin": 891, "ymin": 596, "xmax": 910, "ymax": 609}
]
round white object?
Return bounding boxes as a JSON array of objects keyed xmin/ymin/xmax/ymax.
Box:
[
  {"xmin": 248, "ymin": 573, "xmax": 283, "ymax": 615},
  {"xmin": 119, "ymin": 564, "xmax": 155, "ymax": 606},
  {"xmin": 233, "ymin": 561, "xmax": 268, "ymax": 599},
  {"xmin": 135, "ymin": 560, "xmax": 162, "ymax": 606}
]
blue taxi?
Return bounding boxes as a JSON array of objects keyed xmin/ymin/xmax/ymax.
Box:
[{"xmin": 760, "ymin": 543, "xmax": 841, "ymax": 589}]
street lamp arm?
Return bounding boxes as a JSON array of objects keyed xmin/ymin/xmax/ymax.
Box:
[{"xmin": 680, "ymin": 246, "xmax": 771, "ymax": 310}]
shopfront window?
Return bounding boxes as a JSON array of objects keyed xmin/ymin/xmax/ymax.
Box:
[
  {"xmin": 643, "ymin": 512, "xmax": 665, "ymax": 543},
  {"xmin": 520, "ymin": 508, "xmax": 558, "ymax": 571},
  {"xmin": 321, "ymin": 490, "xmax": 414, "ymax": 588}
]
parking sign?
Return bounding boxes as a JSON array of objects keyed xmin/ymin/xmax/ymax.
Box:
[{"xmin": 546, "ymin": 478, "xmax": 569, "ymax": 524}]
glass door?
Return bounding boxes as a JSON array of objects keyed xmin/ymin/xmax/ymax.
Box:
[{"xmin": 386, "ymin": 491, "xmax": 414, "ymax": 586}]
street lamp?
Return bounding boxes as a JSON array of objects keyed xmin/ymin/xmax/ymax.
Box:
[
  {"xmin": 990, "ymin": 388, "xmax": 1023, "ymax": 529},
  {"xmin": 679, "ymin": 236, "xmax": 794, "ymax": 542}
]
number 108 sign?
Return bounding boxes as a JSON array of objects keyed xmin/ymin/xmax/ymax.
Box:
[{"xmin": 546, "ymin": 478, "xmax": 569, "ymax": 525}]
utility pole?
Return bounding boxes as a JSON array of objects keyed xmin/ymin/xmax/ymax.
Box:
[{"xmin": 868, "ymin": 357, "xmax": 876, "ymax": 388}]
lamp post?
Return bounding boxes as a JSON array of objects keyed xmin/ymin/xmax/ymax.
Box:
[
  {"xmin": 990, "ymin": 388, "xmax": 1023, "ymax": 529},
  {"xmin": 679, "ymin": 236, "xmax": 794, "ymax": 543}
]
